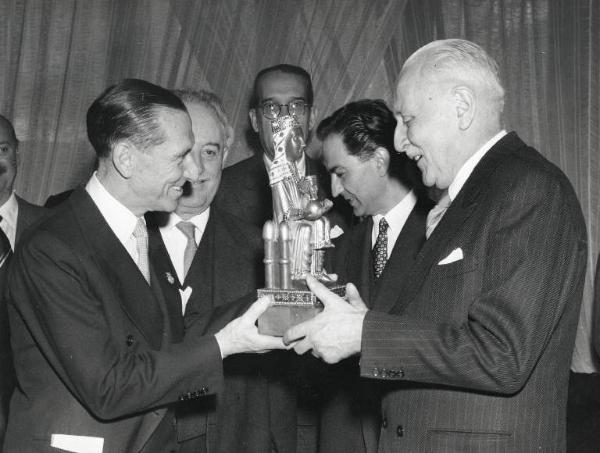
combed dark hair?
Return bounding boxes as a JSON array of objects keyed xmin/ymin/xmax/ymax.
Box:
[
  {"xmin": 251, "ymin": 64, "xmax": 313, "ymax": 107},
  {"xmin": 0, "ymin": 114, "xmax": 18, "ymax": 147},
  {"xmin": 87, "ymin": 78, "xmax": 187, "ymax": 158},
  {"xmin": 317, "ymin": 99, "xmax": 419, "ymax": 188}
]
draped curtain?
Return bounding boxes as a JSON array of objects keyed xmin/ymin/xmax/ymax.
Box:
[{"xmin": 0, "ymin": 0, "xmax": 598, "ymax": 366}]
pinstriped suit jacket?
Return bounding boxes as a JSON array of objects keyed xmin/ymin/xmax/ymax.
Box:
[{"xmin": 360, "ymin": 133, "xmax": 587, "ymax": 452}]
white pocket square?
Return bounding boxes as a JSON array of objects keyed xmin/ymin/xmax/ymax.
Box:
[
  {"xmin": 438, "ymin": 247, "xmax": 463, "ymax": 265},
  {"xmin": 50, "ymin": 434, "xmax": 104, "ymax": 453},
  {"xmin": 330, "ymin": 225, "xmax": 344, "ymax": 239}
]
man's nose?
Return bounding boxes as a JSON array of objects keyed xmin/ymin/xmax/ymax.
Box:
[
  {"xmin": 394, "ymin": 123, "xmax": 410, "ymax": 153},
  {"xmin": 331, "ymin": 174, "xmax": 343, "ymax": 198},
  {"xmin": 183, "ymin": 153, "xmax": 200, "ymax": 182}
]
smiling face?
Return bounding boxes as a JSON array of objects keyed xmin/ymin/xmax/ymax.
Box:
[
  {"xmin": 249, "ymin": 71, "xmax": 314, "ymax": 161},
  {"xmin": 0, "ymin": 119, "xmax": 18, "ymax": 206},
  {"xmin": 175, "ymin": 102, "xmax": 227, "ymax": 219},
  {"xmin": 322, "ymin": 134, "xmax": 387, "ymax": 217},
  {"xmin": 393, "ymin": 66, "xmax": 464, "ymax": 189},
  {"xmin": 129, "ymin": 107, "xmax": 196, "ymax": 214}
]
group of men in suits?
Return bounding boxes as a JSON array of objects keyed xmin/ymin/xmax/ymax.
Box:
[
  {"xmin": 285, "ymin": 39, "xmax": 587, "ymax": 452},
  {"xmin": 0, "ymin": 38, "xmax": 589, "ymax": 453}
]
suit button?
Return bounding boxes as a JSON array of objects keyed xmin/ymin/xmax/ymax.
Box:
[
  {"xmin": 396, "ymin": 425, "xmax": 404, "ymax": 437},
  {"xmin": 126, "ymin": 335, "xmax": 134, "ymax": 346},
  {"xmin": 382, "ymin": 418, "xmax": 388, "ymax": 428}
]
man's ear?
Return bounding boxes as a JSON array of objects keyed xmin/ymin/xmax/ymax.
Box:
[
  {"xmin": 249, "ymin": 108, "xmax": 259, "ymax": 133},
  {"xmin": 112, "ymin": 141, "xmax": 135, "ymax": 178},
  {"xmin": 222, "ymin": 126, "xmax": 234, "ymax": 168},
  {"xmin": 454, "ymin": 86, "xmax": 475, "ymax": 130},
  {"xmin": 308, "ymin": 105, "xmax": 319, "ymax": 131},
  {"xmin": 373, "ymin": 147, "xmax": 390, "ymax": 177}
]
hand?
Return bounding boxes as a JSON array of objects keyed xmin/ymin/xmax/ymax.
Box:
[
  {"xmin": 215, "ymin": 296, "xmax": 286, "ymax": 358},
  {"xmin": 283, "ymin": 275, "xmax": 368, "ymax": 364}
]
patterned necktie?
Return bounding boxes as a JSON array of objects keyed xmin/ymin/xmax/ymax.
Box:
[
  {"xmin": 132, "ymin": 218, "xmax": 150, "ymax": 284},
  {"xmin": 373, "ymin": 217, "xmax": 389, "ymax": 279},
  {"xmin": 0, "ymin": 215, "xmax": 12, "ymax": 268},
  {"xmin": 176, "ymin": 221, "xmax": 197, "ymax": 280},
  {"xmin": 426, "ymin": 191, "xmax": 451, "ymax": 239}
]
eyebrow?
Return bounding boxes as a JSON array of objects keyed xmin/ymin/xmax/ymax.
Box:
[{"xmin": 203, "ymin": 141, "xmax": 222, "ymax": 149}]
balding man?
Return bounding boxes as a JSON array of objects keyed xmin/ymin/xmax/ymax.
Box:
[{"xmin": 285, "ymin": 39, "xmax": 587, "ymax": 452}]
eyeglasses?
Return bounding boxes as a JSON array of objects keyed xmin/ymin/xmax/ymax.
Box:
[{"xmin": 258, "ymin": 100, "xmax": 310, "ymax": 120}]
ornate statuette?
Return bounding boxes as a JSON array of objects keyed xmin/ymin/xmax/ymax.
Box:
[{"xmin": 258, "ymin": 115, "xmax": 345, "ymax": 336}]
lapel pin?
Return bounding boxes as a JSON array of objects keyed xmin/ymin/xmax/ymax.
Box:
[{"xmin": 165, "ymin": 272, "xmax": 175, "ymax": 285}]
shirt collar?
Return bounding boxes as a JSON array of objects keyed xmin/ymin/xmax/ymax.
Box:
[
  {"xmin": 85, "ymin": 172, "xmax": 141, "ymax": 246},
  {"xmin": 161, "ymin": 208, "xmax": 210, "ymax": 235},
  {"xmin": 448, "ymin": 130, "xmax": 507, "ymax": 201},
  {"xmin": 0, "ymin": 192, "xmax": 18, "ymax": 228},
  {"xmin": 372, "ymin": 189, "xmax": 417, "ymax": 234},
  {"xmin": 263, "ymin": 152, "xmax": 307, "ymax": 177}
]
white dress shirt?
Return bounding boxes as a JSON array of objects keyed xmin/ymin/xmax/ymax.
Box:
[
  {"xmin": 85, "ymin": 172, "xmax": 143, "ymax": 267},
  {"xmin": 0, "ymin": 192, "xmax": 19, "ymax": 249},
  {"xmin": 159, "ymin": 210, "xmax": 210, "ymax": 314},
  {"xmin": 371, "ymin": 190, "xmax": 418, "ymax": 259},
  {"xmin": 448, "ymin": 130, "xmax": 507, "ymax": 202},
  {"xmin": 159, "ymin": 210, "xmax": 210, "ymax": 284}
]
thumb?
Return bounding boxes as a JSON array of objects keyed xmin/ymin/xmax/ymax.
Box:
[
  {"xmin": 305, "ymin": 274, "xmax": 337, "ymax": 307},
  {"xmin": 346, "ymin": 283, "xmax": 367, "ymax": 310},
  {"xmin": 243, "ymin": 296, "xmax": 273, "ymax": 322}
]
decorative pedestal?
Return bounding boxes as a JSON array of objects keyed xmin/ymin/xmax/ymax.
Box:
[{"xmin": 257, "ymin": 284, "xmax": 346, "ymax": 336}]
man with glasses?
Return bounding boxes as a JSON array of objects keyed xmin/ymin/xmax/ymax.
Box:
[
  {"xmin": 215, "ymin": 64, "xmax": 350, "ymax": 231},
  {"xmin": 215, "ymin": 64, "xmax": 349, "ymax": 453}
]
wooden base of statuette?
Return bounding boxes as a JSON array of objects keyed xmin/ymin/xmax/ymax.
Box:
[{"xmin": 257, "ymin": 284, "xmax": 346, "ymax": 336}]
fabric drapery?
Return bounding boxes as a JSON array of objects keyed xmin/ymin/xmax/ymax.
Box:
[{"xmin": 0, "ymin": 0, "xmax": 597, "ymax": 368}]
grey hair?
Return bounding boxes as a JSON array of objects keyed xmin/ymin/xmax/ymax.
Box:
[
  {"xmin": 404, "ymin": 39, "xmax": 505, "ymax": 115},
  {"xmin": 173, "ymin": 89, "xmax": 234, "ymax": 150}
]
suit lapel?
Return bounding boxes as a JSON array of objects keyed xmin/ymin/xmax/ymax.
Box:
[
  {"xmin": 183, "ymin": 213, "xmax": 215, "ymax": 316},
  {"xmin": 342, "ymin": 218, "xmax": 373, "ymax": 307},
  {"xmin": 372, "ymin": 198, "xmax": 430, "ymax": 314},
  {"xmin": 146, "ymin": 215, "xmax": 185, "ymax": 342},
  {"xmin": 69, "ymin": 190, "xmax": 165, "ymax": 349},
  {"xmin": 395, "ymin": 136, "xmax": 517, "ymax": 313},
  {"xmin": 15, "ymin": 196, "xmax": 45, "ymax": 244}
]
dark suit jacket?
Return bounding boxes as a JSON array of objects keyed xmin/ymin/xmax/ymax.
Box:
[
  {"xmin": 0, "ymin": 196, "xmax": 47, "ymax": 446},
  {"xmin": 4, "ymin": 189, "xmax": 230, "ymax": 453},
  {"xmin": 319, "ymin": 196, "xmax": 432, "ymax": 453},
  {"xmin": 147, "ymin": 206, "xmax": 297, "ymax": 453},
  {"xmin": 215, "ymin": 153, "xmax": 352, "ymax": 231},
  {"xmin": 359, "ymin": 133, "xmax": 587, "ymax": 452}
]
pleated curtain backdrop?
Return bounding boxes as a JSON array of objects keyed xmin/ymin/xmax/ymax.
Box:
[{"xmin": 0, "ymin": 0, "xmax": 599, "ymax": 367}]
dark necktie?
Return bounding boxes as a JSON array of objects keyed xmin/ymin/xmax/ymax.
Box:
[
  {"xmin": 176, "ymin": 221, "xmax": 197, "ymax": 280},
  {"xmin": 0, "ymin": 215, "xmax": 12, "ymax": 268},
  {"xmin": 373, "ymin": 217, "xmax": 389, "ymax": 279}
]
